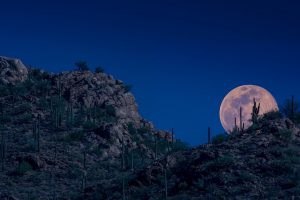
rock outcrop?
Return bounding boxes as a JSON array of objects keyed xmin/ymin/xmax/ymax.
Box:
[
  {"xmin": 0, "ymin": 56, "xmax": 28, "ymax": 85},
  {"xmin": 0, "ymin": 56, "xmax": 180, "ymax": 199}
]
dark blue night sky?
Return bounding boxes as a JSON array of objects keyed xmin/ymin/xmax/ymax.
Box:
[{"xmin": 1, "ymin": 0, "xmax": 300, "ymax": 145}]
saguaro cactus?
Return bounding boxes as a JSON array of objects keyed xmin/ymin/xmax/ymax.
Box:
[
  {"xmin": 33, "ymin": 119, "xmax": 40, "ymax": 153},
  {"xmin": 292, "ymin": 96, "xmax": 295, "ymax": 120},
  {"xmin": 82, "ymin": 150, "xmax": 87, "ymax": 198},
  {"xmin": 171, "ymin": 128, "xmax": 174, "ymax": 143},
  {"xmin": 122, "ymin": 173, "xmax": 125, "ymax": 200},
  {"xmin": 155, "ymin": 135, "xmax": 158, "ymax": 160},
  {"xmin": 121, "ymin": 136, "xmax": 126, "ymax": 200},
  {"xmin": 251, "ymin": 98, "xmax": 260, "ymax": 125},
  {"xmin": 164, "ymin": 166, "xmax": 168, "ymax": 199},
  {"xmin": 239, "ymin": 107, "xmax": 243, "ymax": 132},
  {"xmin": 131, "ymin": 149, "xmax": 134, "ymax": 172},
  {"xmin": 208, "ymin": 127, "xmax": 211, "ymax": 144},
  {"xmin": 121, "ymin": 137, "xmax": 125, "ymax": 170},
  {"xmin": 0, "ymin": 131, "xmax": 5, "ymax": 171}
]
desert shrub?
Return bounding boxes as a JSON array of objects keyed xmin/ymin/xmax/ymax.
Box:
[
  {"xmin": 95, "ymin": 66, "xmax": 104, "ymax": 73},
  {"xmin": 206, "ymin": 183, "xmax": 226, "ymax": 197},
  {"xmin": 23, "ymin": 79, "xmax": 35, "ymax": 91},
  {"xmin": 127, "ymin": 122, "xmax": 137, "ymax": 135},
  {"xmin": 137, "ymin": 126, "xmax": 151, "ymax": 135},
  {"xmin": 95, "ymin": 104, "xmax": 117, "ymax": 123},
  {"xmin": 105, "ymin": 104, "xmax": 116, "ymax": 116},
  {"xmin": 38, "ymin": 97, "xmax": 48, "ymax": 109},
  {"xmin": 83, "ymin": 120, "xmax": 97, "ymax": 130},
  {"xmin": 11, "ymin": 103, "xmax": 31, "ymax": 115},
  {"xmin": 30, "ymin": 68, "xmax": 43, "ymax": 79},
  {"xmin": 281, "ymin": 97, "xmax": 300, "ymax": 120},
  {"xmin": 122, "ymin": 83, "xmax": 132, "ymax": 93},
  {"xmin": 237, "ymin": 171, "xmax": 255, "ymax": 183},
  {"xmin": 270, "ymin": 160, "xmax": 293, "ymax": 175},
  {"xmin": 35, "ymin": 80, "xmax": 51, "ymax": 96},
  {"xmin": 67, "ymin": 164, "xmax": 82, "ymax": 179},
  {"xmin": 212, "ymin": 134, "xmax": 228, "ymax": 144},
  {"xmin": 0, "ymin": 85, "xmax": 10, "ymax": 97},
  {"xmin": 274, "ymin": 130, "xmax": 292, "ymax": 141},
  {"xmin": 75, "ymin": 61, "xmax": 89, "ymax": 71},
  {"xmin": 262, "ymin": 111, "xmax": 282, "ymax": 121},
  {"xmin": 15, "ymin": 113, "xmax": 32, "ymax": 124},
  {"xmin": 168, "ymin": 194, "xmax": 190, "ymax": 200},
  {"xmin": 10, "ymin": 83, "xmax": 27, "ymax": 97},
  {"xmin": 178, "ymin": 181, "xmax": 189, "ymax": 190},
  {"xmin": 171, "ymin": 139, "xmax": 190, "ymax": 152},
  {"xmin": 66, "ymin": 130, "xmax": 85, "ymax": 142},
  {"xmin": 193, "ymin": 178, "xmax": 205, "ymax": 190},
  {"xmin": 202, "ymin": 155, "xmax": 234, "ymax": 171},
  {"xmin": 14, "ymin": 161, "xmax": 33, "ymax": 176}
]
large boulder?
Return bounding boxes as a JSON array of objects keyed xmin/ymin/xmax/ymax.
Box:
[{"xmin": 0, "ymin": 56, "xmax": 28, "ymax": 85}]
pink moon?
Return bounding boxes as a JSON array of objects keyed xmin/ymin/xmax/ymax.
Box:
[{"xmin": 219, "ymin": 85, "xmax": 278, "ymax": 133}]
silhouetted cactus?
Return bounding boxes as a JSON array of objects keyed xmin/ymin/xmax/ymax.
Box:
[
  {"xmin": 166, "ymin": 134, "xmax": 170, "ymax": 154},
  {"xmin": 82, "ymin": 150, "xmax": 87, "ymax": 199},
  {"xmin": 83, "ymin": 150, "xmax": 86, "ymax": 169},
  {"xmin": 251, "ymin": 98, "xmax": 260, "ymax": 125},
  {"xmin": 75, "ymin": 61, "xmax": 89, "ymax": 71},
  {"xmin": 0, "ymin": 131, "xmax": 5, "ymax": 171},
  {"xmin": 155, "ymin": 135, "xmax": 158, "ymax": 160},
  {"xmin": 164, "ymin": 167, "xmax": 168, "ymax": 199},
  {"xmin": 233, "ymin": 117, "xmax": 238, "ymax": 132},
  {"xmin": 54, "ymin": 145, "xmax": 57, "ymax": 165},
  {"xmin": 208, "ymin": 127, "xmax": 211, "ymax": 144},
  {"xmin": 121, "ymin": 136, "xmax": 126, "ymax": 200},
  {"xmin": 121, "ymin": 137, "xmax": 125, "ymax": 170},
  {"xmin": 33, "ymin": 118, "xmax": 40, "ymax": 153},
  {"xmin": 122, "ymin": 173, "xmax": 125, "ymax": 200},
  {"xmin": 58, "ymin": 75, "xmax": 63, "ymax": 127},
  {"xmin": 82, "ymin": 172, "xmax": 87, "ymax": 199},
  {"xmin": 240, "ymin": 107, "xmax": 243, "ymax": 132},
  {"xmin": 171, "ymin": 128, "xmax": 174, "ymax": 143},
  {"xmin": 292, "ymin": 96, "xmax": 295, "ymax": 120},
  {"xmin": 131, "ymin": 149, "xmax": 134, "ymax": 172}
]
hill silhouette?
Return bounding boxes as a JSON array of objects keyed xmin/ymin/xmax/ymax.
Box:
[{"xmin": 0, "ymin": 56, "xmax": 300, "ymax": 200}]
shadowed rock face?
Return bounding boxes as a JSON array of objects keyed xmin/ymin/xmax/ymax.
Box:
[
  {"xmin": 52, "ymin": 70, "xmax": 142, "ymax": 127},
  {"xmin": 0, "ymin": 56, "xmax": 28, "ymax": 85},
  {"xmin": 0, "ymin": 56, "xmax": 180, "ymax": 199}
]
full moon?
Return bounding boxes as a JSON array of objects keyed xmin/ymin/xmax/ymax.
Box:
[{"xmin": 220, "ymin": 85, "xmax": 278, "ymax": 133}]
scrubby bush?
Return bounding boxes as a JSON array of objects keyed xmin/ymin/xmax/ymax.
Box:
[
  {"xmin": 83, "ymin": 120, "xmax": 97, "ymax": 130},
  {"xmin": 95, "ymin": 66, "xmax": 104, "ymax": 73},
  {"xmin": 14, "ymin": 161, "xmax": 33, "ymax": 176},
  {"xmin": 94, "ymin": 104, "xmax": 117, "ymax": 123},
  {"xmin": 202, "ymin": 155, "xmax": 234, "ymax": 171},
  {"xmin": 66, "ymin": 130, "xmax": 85, "ymax": 142},
  {"xmin": 0, "ymin": 85, "xmax": 10, "ymax": 97},
  {"xmin": 127, "ymin": 122, "xmax": 137, "ymax": 135},
  {"xmin": 122, "ymin": 83, "xmax": 132, "ymax": 93},
  {"xmin": 274, "ymin": 130, "xmax": 292, "ymax": 141},
  {"xmin": 261, "ymin": 111, "xmax": 282, "ymax": 121},
  {"xmin": 212, "ymin": 134, "xmax": 228, "ymax": 144},
  {"xmin": 171, "ymin": 139, "xmax": 190, "ymax": 152},
  {"xmin": 75, "ymin": 61, "xmax": 89, "ymax": 71}
]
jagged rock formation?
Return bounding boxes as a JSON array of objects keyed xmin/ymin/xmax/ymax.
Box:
[
  {"xmin": 2, "ymin": 56, "xmax": 299, "ymax": 200},
  {"xmin": 0, "ymin": 56, "xmax": 181, "ymax": 200},
  {"xmin": 0, "ymin": 56, "xmax": 28, "ymax": 85}
]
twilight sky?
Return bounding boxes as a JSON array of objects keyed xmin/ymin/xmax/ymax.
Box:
[{"xmin": 0, "ymin": 0, "xmax": 300, "ymax": 145}]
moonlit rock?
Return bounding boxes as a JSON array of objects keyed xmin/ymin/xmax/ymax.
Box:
[{"xmin": 0, "ymin": 56, "xmax": 28, "ymax": 85}]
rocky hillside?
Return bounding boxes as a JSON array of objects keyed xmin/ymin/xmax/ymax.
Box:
[
  {"xmin": 0, "ymin": 56, "xmax": 187, "ymax": 200},
  {"xmin": 125, "ymin": 113, "xmax": 300, "ymax": 199},
  {"xmin": 1, "ymin": 56, "xmax": 300, "ymax": 200}
]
